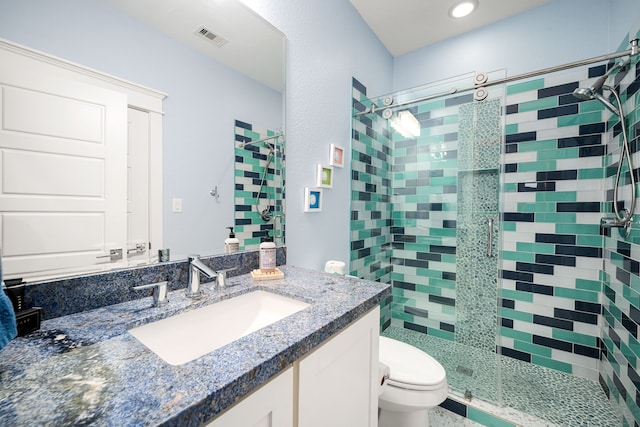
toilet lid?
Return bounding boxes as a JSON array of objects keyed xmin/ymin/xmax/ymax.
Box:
[{"xmin": 379, "ymin": 336, "xmax": 446, "ymax": 390}]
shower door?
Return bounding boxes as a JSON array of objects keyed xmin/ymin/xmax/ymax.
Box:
[{"xmin": 350, "ymin": 71, "xmax": 506, "ymax": 404}]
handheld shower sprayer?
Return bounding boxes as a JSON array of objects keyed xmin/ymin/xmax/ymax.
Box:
[{"xmin": 571, "ymin": 40, "xmax": 638, "ymax": 236}]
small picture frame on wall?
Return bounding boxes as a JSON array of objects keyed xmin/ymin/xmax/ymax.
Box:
[
  {"xmin": 329, "ymin": 144, "xmax": 345, "ymax": 168},
  {"xmin": 304, "ymin": 187, "xmax": 323, "ymax": 212},
  {"xmin": 316, "ymin": 164, "xmax": 334, "ymax": 188}
]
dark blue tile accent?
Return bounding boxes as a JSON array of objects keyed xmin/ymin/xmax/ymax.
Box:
[
  {"xmin": 579, "ymin": 123, "xmax": 606, "ymax": 135},
  {"xmin": 394, "ymin": 235, "xmax": 417, "ymax": 243},
  {"xmin": 626, "ymin": 76, "xmax": 640, "ymax": 98},
  {"xmin": 405, "ymin": 306, "xmax": 429, "ymax": 318},
  {"xmin": 538, "ymin": 104, "xmax": 579, "ymax": 120},
  {"xmin": 538, "ymin": 82, "xmax": 579, "ymax": 98},
  {"xmin": 558, "ymin": 94, "xmax": 578, "ymax": 105},
  {"xmin": 555, "ymin": 245, "xmax": 602, "ymax": 258},
  {"xmin": 358, "ymin": 248, "xmax": 371, "ymax": 258},
  {"xmin": 445, "ymin": 93, "xmax": 473, "ymax": 107},
  {"xmin": 443, "ymin": 220, "xmax": 457, "ymax": 229},
  {"xmin": 618, "ymin": 241, "xmax": 632, "ymax": 257},
  {"xmin": 406, "ymin": 211, "xmax": 430, "ymax": 219},
  {"xmin": 393, "ymin": 281, "xmax": 416, "ymax": 291},
  {"xmin": 503, "ymin": 212, "xmax": 535, "ymax": 222},
  {"xmin": 505, "ymin": 163, "xmax": 518, "ymax": 173},
  {"xmin": 506, "ymin": 131, "xmax": 537, "ymax": 144},
  {"xmin": 442, "ymin": 272, "xmax": 456, "ymax": 281},
  {"xmin": 440, "ymin": 322, "xmax": 455, "ymax": 333},
  {"xmin": 554, "ymin": 308, "xmax": 598, "ymax": 325},
  {"xmin": 502, "ymin": 299, "xmax": 515, "ymax": 309},
  {"xmin": 500, "ymin": 347, "xmax": 532, "ymax": 362},
  {"xmin": 518, "ymin": 182, "xmax": 556, "ymax": 192},
  {"xmin": 505, "ymin": 144, "xmax": 518, "ymax": 153},
  {"xmin": 430, "ymin": 245, "xmax": 456, "ymax": 255},
  {"xmin": 622, "ymin": 312, "xmax": 638, "ymax": 338},
  {"xmin": 506, "ymin": 104, "xmax": 518, "ymax": 114},
  {"xmin": 443, "ymin": 185, "xmax": 457, "ymax": 193},
  {"xmin": 516, "ymin": 262, "xmax": 555, "ymax": 275},
  {"xmin": 516, "ymin": 282, "xmax": 554, "ymax": 295},
  {"xmin": 417, "ymin": 252, "xmax": 441, "ymax": 262},
  {"xmin": 235, "ymin": 119, "xmax": 252, "ymax": 130},
  {"xmin": 351, "ymin": 240, "xmax": 365, "ymax": 250},
  {"xmin": 404, "ymin": 321, "xmax": 428, "ymax": 334},
  {"xmin": 352, "ymin": 77, "xmax": 367, "ymax": 95},
  {"xmin": 579, "ymin": 145, "xmax": 605, "ymax": 157},
  {"xmin": 440, "ymin": 398, "xmax": 467, "ymax": 417},
  {"xmin": 589, "ymin": 64, "xmax": 607, "ymax": 78},
  {"xmin": 421, "ymin": 117, "xmax": 445, "ymax": 128},
  {"xmin": 536, "ymin": 170, "xmax": 578, "ymax": 181},
  {"xmin": 557, "ymin": 202, "xmax": 601, "ymax": 212},
  {"xmin": 613, "ymin": 372, "xmax": 627, "ymax": 400},
  {"xmin": 576, "ymin": 301, "xmax": 602, "ymax": 315},
  {"xmin": 574, "ymin": 344, "xmax": 600, "ymax": 359},
  {"xmin": 394, "ymin": 188, "xmax": 416, "ymax": 196},
  {"xmin": 418, "ymin": 203, "xmax": 442, "ymax": 211},
  {"xmin": 429, "ymin": 169, "xmax": 444, "ymax": 177},
  {"xmin": 558, "ymin": 134, "xmax": 602, "ymax": 148},
  {"xmin": 624, "ymin": 256, "xmax": 640, "ymax": 275},
  {"xmin": 533, "ymin": 334, "xmax": 573, "ymax": 350},
  {"xmin": 235, "ymin": 205, "xmax": 252, "ymax": 212},
  {"xmin": 405, "ymin": 259, "xmax": 429, "ymax": 269},
  {"xmin": 502, "ymin": 318, "xmax": 514, "ymax": 328},
  {"xmin": 533, "ymin": 315, "xmax": 573, "ymax": 331},
  {"xmin": 502, "ymin": 270, "xmax": 534, "ymax": 283},
  {"xmin": 536, "ymin": 254, "xmax": 576, "ymax": 267},
  {"xmin": 535, "ymin": 233, "xmax": 576, "ymax": 245},
  {"xmin": 429, "ymin": 295, "xmax": 455, "ymax": 307}
]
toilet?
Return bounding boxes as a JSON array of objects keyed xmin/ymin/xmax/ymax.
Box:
[{"xmin": 378, "ymin": 336, "xmax": 448, "ymax": 427}]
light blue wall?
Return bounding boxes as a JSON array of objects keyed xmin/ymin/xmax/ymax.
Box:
[
  {"xmin": 242, "ymin": 0, "xmax": 394, "ymax": 270},
  {"xmin": 0, "ymin": 0, "xmax": 282, "ymax": 260},
  {"xmin": 393, "ymin": 0, "xmax": 637, "ymax": 92}
]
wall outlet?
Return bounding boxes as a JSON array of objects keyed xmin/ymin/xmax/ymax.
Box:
[{"xmin": 172, "ymin": 198, "xmax": 183, "ymax": 213}]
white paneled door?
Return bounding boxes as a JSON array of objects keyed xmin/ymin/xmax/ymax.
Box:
[{"xmin": 0, "ymin": 50, "xmax": 128, "ymax": 280}]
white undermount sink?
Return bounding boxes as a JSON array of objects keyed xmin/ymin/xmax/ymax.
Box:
[{"xmin": 129, "ymin": 290, "xmax": 310, "ymax": 365}]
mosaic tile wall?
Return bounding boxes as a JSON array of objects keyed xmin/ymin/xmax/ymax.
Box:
[
  {"xmin": 350, "ymin": 77, "xmax": 394, "ymax": 328},
  {"xmin": 599, "ymin": 29, "xmax": 640, "ymax": 427},
  {"xmin": 234, "ymin": 120, "xmax": 285, "ymax": 250}
]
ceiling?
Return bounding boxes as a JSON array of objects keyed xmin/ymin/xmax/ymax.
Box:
[
  {"xmin": 102, "ymin": 0, "xmax": 285, "ymax": 92},
  {"xmin": 349, "ymin": 0, "xmax": 553, "ymax": 57}
]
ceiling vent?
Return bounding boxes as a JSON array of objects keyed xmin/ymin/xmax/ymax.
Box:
[{"xmin": 194, "ymin": 26, "xmax": 228, "ymax": 47}]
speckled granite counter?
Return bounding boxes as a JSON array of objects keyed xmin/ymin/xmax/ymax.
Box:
[{"xmin": 0, "ymin": 265, "xmax": 389, "ymax": 426}]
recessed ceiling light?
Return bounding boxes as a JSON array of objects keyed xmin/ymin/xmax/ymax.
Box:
[{"xmin": 449, "ymin": 0, "xmax": 479, "ymax": 18}]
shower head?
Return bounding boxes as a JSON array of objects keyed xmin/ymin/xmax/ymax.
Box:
[{"xmin": 572, "ymin": 57, "xmax": 629, "ymax": 115}]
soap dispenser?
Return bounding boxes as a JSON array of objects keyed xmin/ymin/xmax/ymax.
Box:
[
  {"xmin": 224, "ymin": 226, "xmax": 239, "ymax": 253},
  {"xmin": 259, "ymin": 235, "xmax": 276, "ymax": 272}
]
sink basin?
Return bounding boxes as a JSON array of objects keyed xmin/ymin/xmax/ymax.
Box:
[{"xmin": 129, "ymin": 290, "xmax": 310, "ymax": 365}]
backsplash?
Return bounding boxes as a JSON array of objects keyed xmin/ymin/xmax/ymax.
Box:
[{"xmin": 22, "ymin": 248, "xmax": 286, "ymax": 320}]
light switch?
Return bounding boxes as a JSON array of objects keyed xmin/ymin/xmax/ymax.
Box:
[{"xmin": 172, "ymin": 198, "xmax": 183, "ymax": 213}]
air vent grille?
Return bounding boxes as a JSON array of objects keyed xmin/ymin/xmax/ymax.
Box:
[{"xmin": 194, "ymin": 26, "xmax": 228, "ymax": 47}]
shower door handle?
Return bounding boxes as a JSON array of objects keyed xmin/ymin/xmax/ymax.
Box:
[{"xmin": 487, "ymin": 218, "xmax": 493, "ymax": 258}]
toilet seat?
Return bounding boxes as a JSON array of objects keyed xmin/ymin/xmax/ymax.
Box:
[{"xmin": 379, "ymin": 336, "xmax": 447, "ymax": 391}]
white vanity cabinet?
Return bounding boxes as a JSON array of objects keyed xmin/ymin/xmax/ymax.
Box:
[
  {"xmin": 207, "ymin": 307, "xmax": 380, "ymax": 427},
  {"xmin": 207, "ymin": 367, "xmax": 294, "ymax": 427},
  {"xmin": 297, "ymin": 306, "xmax": 380, "ymax": 427}
]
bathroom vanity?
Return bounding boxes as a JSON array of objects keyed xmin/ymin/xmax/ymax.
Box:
[{"xmin": 0, "ymin": 266, "xmax": 389, "ymax": 426}]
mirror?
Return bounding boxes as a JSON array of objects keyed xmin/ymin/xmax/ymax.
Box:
[{"xmin": 0, "ymin": 0, "xmax": 285, "ymax": 278}]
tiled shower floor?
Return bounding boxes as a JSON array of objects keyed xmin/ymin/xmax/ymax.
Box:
[{"xmin": 382, "ymin": 326, "xmax": 621, "ymax": 427}]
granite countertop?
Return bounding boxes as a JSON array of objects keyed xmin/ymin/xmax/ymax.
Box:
[{"xmin": 0, "ymin": 265, "xmax": 390, "ymax": 426}]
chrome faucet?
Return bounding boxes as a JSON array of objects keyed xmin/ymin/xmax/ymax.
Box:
[{"xmin": 187, "ymin": 255, "xmax": 217, "ymax": 298}]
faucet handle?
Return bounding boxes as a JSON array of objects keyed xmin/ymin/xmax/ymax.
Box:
[
  {"xmin": 216, "ymin": 267, "xmax": 237, "ymax": 288},
  {"xmin": 133, "ymin": 281, "xmax": 168, "ymax": 307}
]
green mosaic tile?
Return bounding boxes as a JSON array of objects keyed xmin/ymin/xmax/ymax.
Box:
[
  {"xmin": 428, "ymin": 327, "xmax": 455, "ymax": 341},
  {"xmin": 503, "ymin": 183, "xmax": 517, "ymax": 193},
  {"xmin": 575, "ymin": 278, "xmax": 603, "ymax": 292},
  {"xmin": 552, "ymin": 329, "xmax": 596, "ymax": 347},
  {"xmin": 531, "ymin": 355, "xmax": 572, "ymax": 374},
  {"xmin": 555, "ymin": 287, "xmax": 599, "ymax": 303},
  {"xmin": 535, "ymin": 191, "xmax": 577, "ymax": 202},
  {"xmin": 416, "ymin": 284, "xmax": 443, "ymax": 296},
  {"xmin": 577, "ymin": 235, "xmax": 603, "ymax": 247},
  {"xmin": 515, "ymin": 340, "xmax": 552, "ymax": 358},
  {"xmin": 556, "ymin": 223, "xmax": 601, "ymax": 235},
  {"xmin": 501, "ymin": 289, "xmax": 534, "ymax": 302},
  {"xmin": 467, "ymin": 407, "xmax": 517, "ymax": 427},
  {"xmin": 518, "ymin": 97, "xmax": 558, "ymax": 113},
  {"xmin": 517, "ymin": 202, "xmax": 557, "ymax": 213},
  {"xmin": 500, "ymin": 307, "xmax": 533, "ymax": 322},
  {"xmin": 578, "ymin": 99, "xmax": 605, "ymax": 113},
  {"xmin": 502, "ymin": 250, "xmax": 535, "ymax": 262},
  {"xmin": 578, "ymin": 168, "xmax": 606, "ymax": 179},
  {"xmin": 428, "ymin": 278, "xmax": 456, "ymax": 290},
  {"xmin": 500, "ymin": 326, "xmax": 532, "ymax": 342},
  {"xmin": 557, "ymin": 111, "xmax": 603, "ymax": 127},
  {"xmin": 516, "ymin": 159, "xmax": 557, "ymax": 172},
  {"xmin": 536, "ymin": 212, "xmax": 577, "ymax": 223},
  {"xmin": 502, "ymin": 221, "xmax": 517, "ymax": 232},
  {"xmin": 507, "ymin": 78, "xmax": 545, "ymax": 95},
  {"xmin": 536, "ymin": 147, "xmax": 579, "ymax": 160},
  {"xmin": 515, "ymin": 242, "xmax": 555, "ymax": 254},
  {"xmin": 505, "ymin": 123, "xmax": 518, "ymax": 134}
]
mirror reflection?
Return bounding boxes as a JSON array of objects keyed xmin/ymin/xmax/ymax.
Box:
[{"xmin": 0, "ymin": 0, "xmax": 285, "ymax": 281}]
